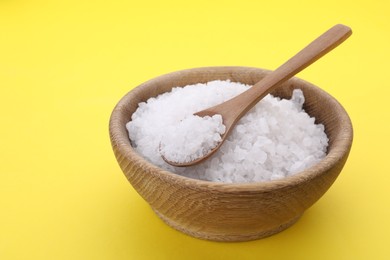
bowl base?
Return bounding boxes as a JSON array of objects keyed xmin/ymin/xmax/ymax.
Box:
[{"xmin": 152, "ymin": 207, "xmax": 302, "ymax": 242}]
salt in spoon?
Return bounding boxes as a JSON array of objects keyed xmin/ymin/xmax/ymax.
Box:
[{"xmin": 162, "ymin": 24, "xmax": 352, "ymax": 167}]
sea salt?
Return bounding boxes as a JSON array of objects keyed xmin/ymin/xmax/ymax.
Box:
[
  {"xmin": 160, "ymin": 114, "xmax": 226, "ymax": 163},
  {"xmin": 126, "ymin": 80, "xmax": 328, "ymax": 183}
]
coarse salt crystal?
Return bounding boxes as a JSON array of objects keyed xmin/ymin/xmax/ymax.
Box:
[{"xmin": 126, "ymin": 80, "xmax": 328, "ymax": 183}]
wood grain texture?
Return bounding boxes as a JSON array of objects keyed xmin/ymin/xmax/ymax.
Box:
[{"xmin": 109, "ymin": 67, "xmax": 353, "ymax": 242}]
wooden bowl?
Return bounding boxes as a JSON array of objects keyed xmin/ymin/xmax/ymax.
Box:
[{"xmin": 109, "ymin": 67, "xmax": 353, "ymax": 242}]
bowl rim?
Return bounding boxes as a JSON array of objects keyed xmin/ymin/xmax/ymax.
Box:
[{"xmin": 109, "ymin": 66, "xmax": 353, "ymax": 192}]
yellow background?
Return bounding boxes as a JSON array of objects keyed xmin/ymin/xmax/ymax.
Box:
[{"xmin": 1, "ymin": 0, "xmax": 389, "ymax": 259}]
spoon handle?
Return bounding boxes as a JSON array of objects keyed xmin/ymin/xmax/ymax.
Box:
[{"xmin": 221, "ymin": 24, "xmax": 352, "ymax": 126}]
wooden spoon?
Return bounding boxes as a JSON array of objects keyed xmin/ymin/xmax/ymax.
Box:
[{"xmin": 163, "ymin": 24, "xmax": 352, "ymax": 167}]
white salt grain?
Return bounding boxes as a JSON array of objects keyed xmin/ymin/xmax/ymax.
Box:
[{"xmin": 126, "ymin": 80, "xmax": 328, "ymax": 183}]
